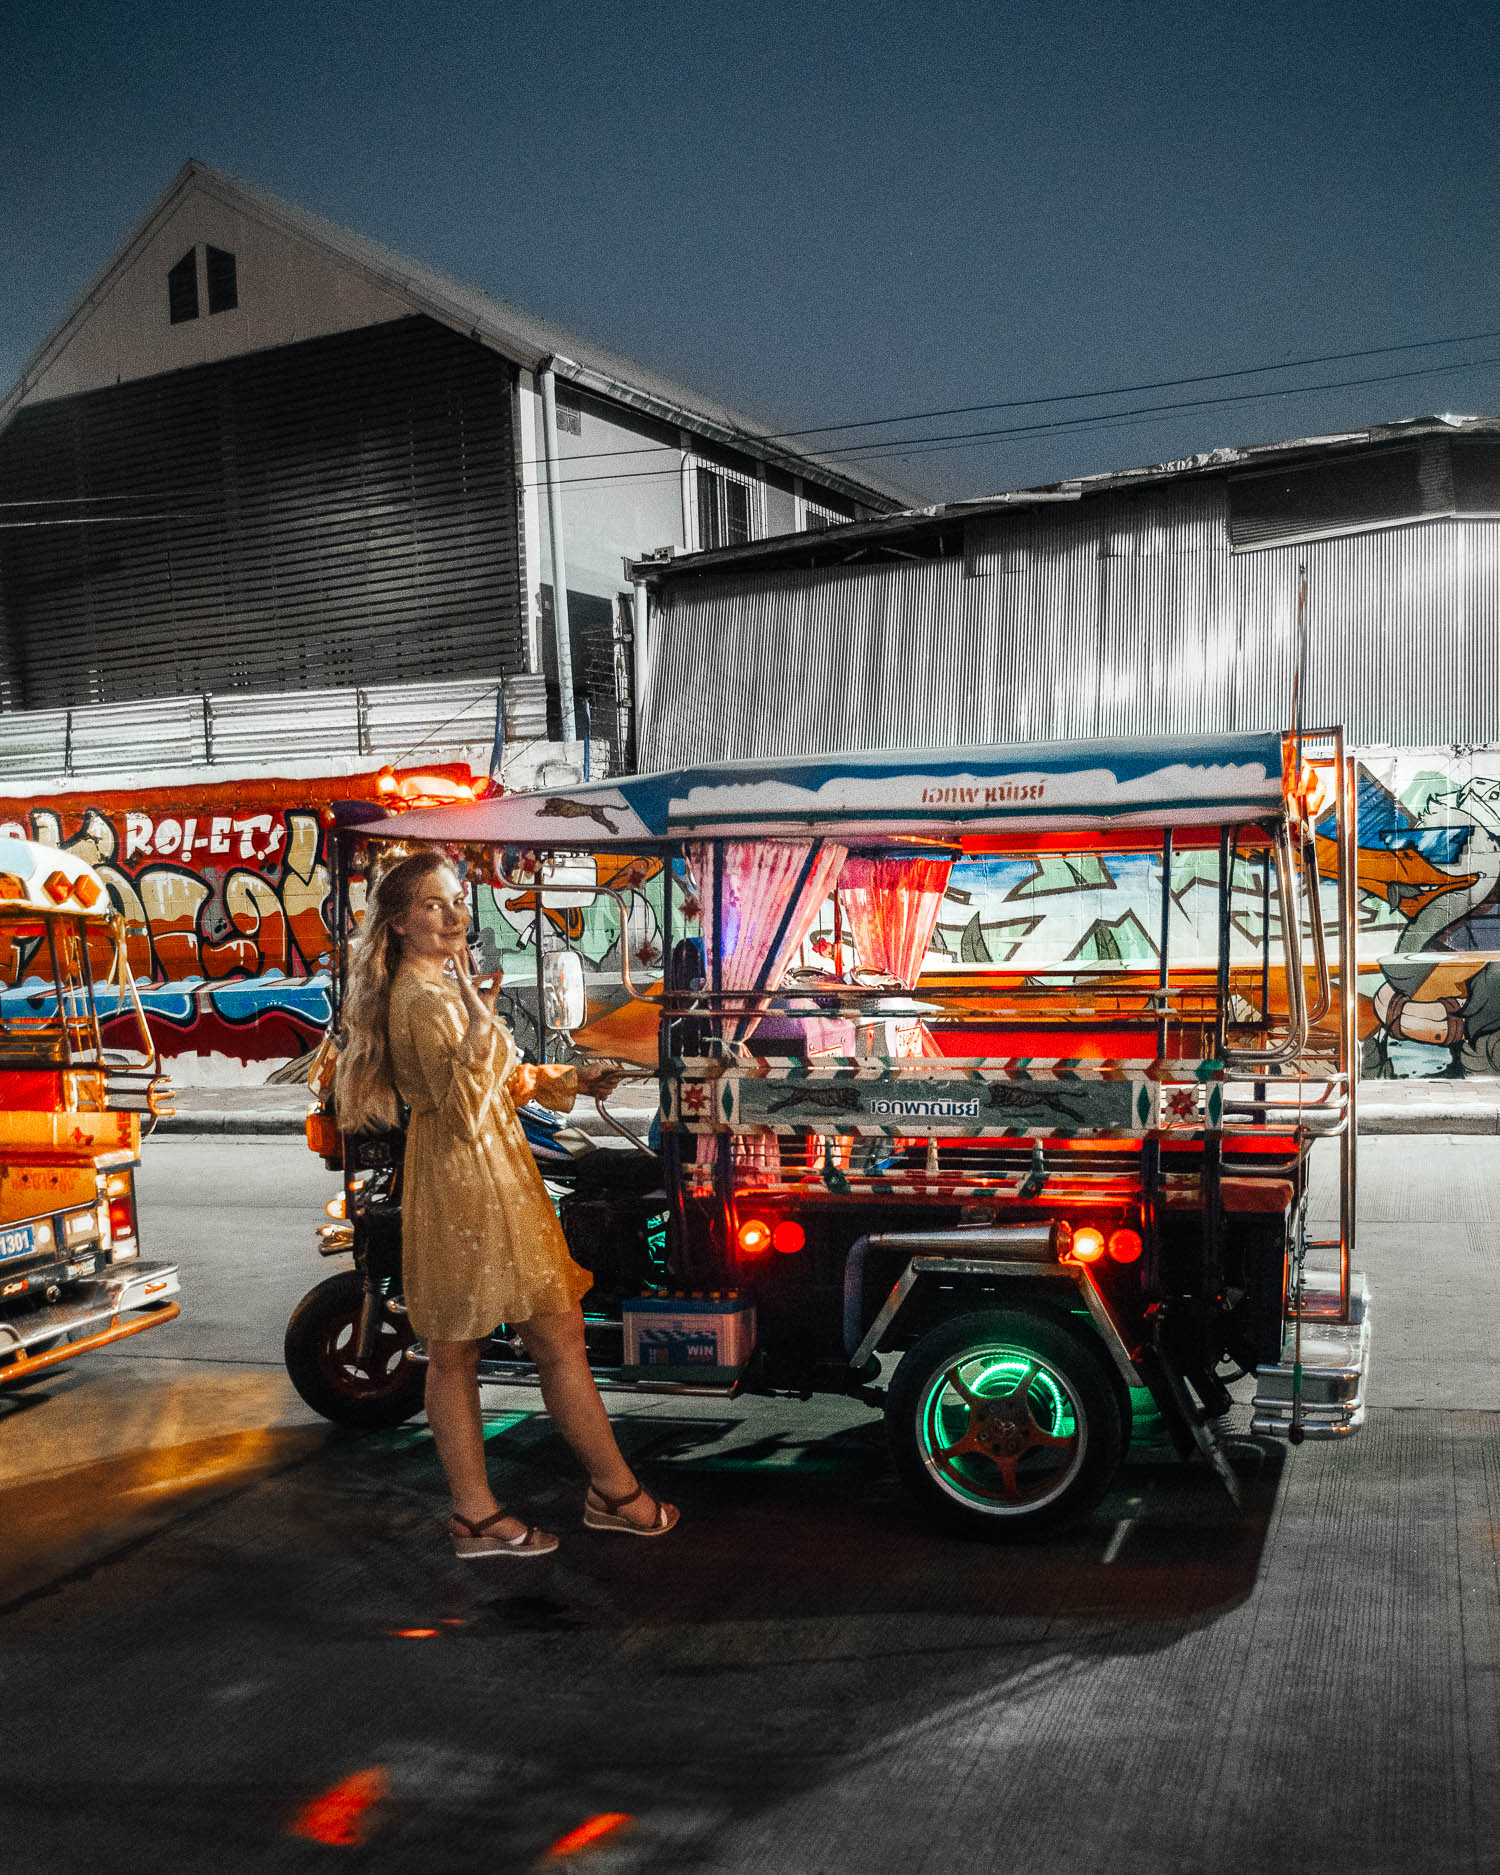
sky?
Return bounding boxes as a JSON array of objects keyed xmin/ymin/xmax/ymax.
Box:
[{"xmin": 4, "ymin": 0, "xmax": 1500, "ymax": 503}]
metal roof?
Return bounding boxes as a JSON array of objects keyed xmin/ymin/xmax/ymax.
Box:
[
  {"xmin": 355, "ymin": 729, "xmax": 1287, "ymax": 846},
  {"xmin": 634, "ymin": 412, "xmax": 1500, "ymax": 583},
  {"xmin": 0, "ymin": 161, "xmax": 914, "ymax": 514}
]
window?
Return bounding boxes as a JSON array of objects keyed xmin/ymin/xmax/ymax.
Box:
[
  {"xmin": 167, "ymin": 246, "xmax": 238, "ymax": 324},
  {"xmin": 554, "ymin": 386, "xmax": 582, "ymax": 435},
  {"xmin": 803, "ymin": 504, "xmax": 837, "ymax": 532},
  {"xmin": 206, "ymin": 246, "xmax": 238, "ymax": 314},
  {"xmin": 168, "ymin": 250, "xmax": 199, "ymax": 324},
  {"xmin": 695, "ymin": 465, "xmax": 756, "ymax": 550}
]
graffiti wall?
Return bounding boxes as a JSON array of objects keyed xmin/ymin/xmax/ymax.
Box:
[
  {"xmin": 0, "ymin": 765, "xmax": 476, "ymax": 1082},
  {"xmin": 8, "ymin": 745, "xmax": 1497, "ymax": 1083},
  {"xmin": 1344, "ymin": 749, "xmax": 1500, "ymax": 1079}
]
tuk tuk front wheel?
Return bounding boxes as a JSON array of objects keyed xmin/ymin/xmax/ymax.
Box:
[
  {"xmin": 887, "ymin": 1308, "xmax": 1125, "ymax": 1536},
  {"xmin": 284, "ymin": 1270, "xmax": 425, "ymax": 1429}
]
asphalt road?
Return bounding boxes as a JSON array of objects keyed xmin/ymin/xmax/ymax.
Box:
[{"xmin": 1, "ymin": 1134, "xmax": 1498, "ymax": 1874}]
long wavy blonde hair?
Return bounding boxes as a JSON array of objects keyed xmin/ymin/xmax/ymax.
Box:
[{"xmin": 334, "ymin": 850, "xmax": 457, "ymax": 1132}]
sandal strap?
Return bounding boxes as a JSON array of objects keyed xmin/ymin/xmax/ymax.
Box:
[
  {"xmin": 590, "ymin": 1481, "xmax": 647, "ymax": 1515},
  {"xmin": 450, "ymin": 1508, "xmax": 512, "ymax": 1537}
]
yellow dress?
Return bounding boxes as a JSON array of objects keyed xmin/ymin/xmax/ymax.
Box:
[{"xmin": 387, "ymin": 967, "xmax": 592, "ymax": 1340}]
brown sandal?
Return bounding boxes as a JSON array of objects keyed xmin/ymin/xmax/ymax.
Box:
[
  {"xmin": 449, "ymin": 1508, "xmax": 559, "ymax": 1561},
  {"xmin": 583, "ymin": 1481, "xmax": 680, "ymax": 1537}
]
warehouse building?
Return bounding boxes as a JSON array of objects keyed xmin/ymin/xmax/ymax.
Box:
[{"xmin": 635, "ymin": 418, "xmax": 1500, "ymax": 1080}]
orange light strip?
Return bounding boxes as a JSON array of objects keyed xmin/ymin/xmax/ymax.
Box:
[
  {"xmin": 288, "ymin": 1767, "xmax": 388, "ymax": 1847},
  {"xmin": 546, "ymin": 1813, "xmax": 634, "ymax": 1859}
]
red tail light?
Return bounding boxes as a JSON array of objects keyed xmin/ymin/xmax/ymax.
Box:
[
  {"xmin": 736, "ymin": 1218, "xmax": 772, "ymax": 1256},
  {"xmin": 772, "ymin": 1220, "xmax": 805, "ymax": 1254},
  {"xmin": 108, "ymin": 1195, "xmax": 135, "ymax": 1240},
  {"xmin": 1071, "ymin": 1226, "xmax": 1105, "ymax": 1263},
  {"xmin": 1108, "ymin": 1227, "xmax": 1143, "ymax": 1264}
]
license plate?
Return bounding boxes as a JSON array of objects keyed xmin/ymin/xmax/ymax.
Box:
[{"xmin": 0, "ymin": 1223, "xmax": 37, "ymax": 1264}]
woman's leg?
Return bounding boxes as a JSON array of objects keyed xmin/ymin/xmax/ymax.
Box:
[
  {"xmin": 517, "ymin": 1306, "xmax": 673, "ymax": 1528},
  {"xmin": 425, "ymin": 1336, "xmax": 542, "ymax": 1539}
]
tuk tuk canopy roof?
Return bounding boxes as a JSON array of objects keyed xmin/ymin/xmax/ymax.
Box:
[
  {"xmin": 354, "ymin": 730, "xmax": 1289, "ymax": 849},
  {"xmin": 0, "ymin": 837, "xmax": 113, "ymax": 916}
]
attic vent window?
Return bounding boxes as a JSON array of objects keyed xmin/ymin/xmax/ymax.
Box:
[
  {"xmin": 206, "ymin": 246, "xmax": 238, "ymax": 314},
  {"xmin": 168, "ymin": 250, "xmax": 199, "ymax": 324},
  {"xmin": 554, "ymin": 387, "xmax": 581, "ymax": 435},
  {"xmin": 167, "ymin": 246, "xmax": 238, "ymax": 325}
]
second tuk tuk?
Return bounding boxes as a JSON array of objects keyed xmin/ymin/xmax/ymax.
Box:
[
  {"xmin": 0, "ymin": 838, "xmax": 178, "ymax": 1391},
  {"xmin": 287, "ymin": 727, "xmax": 1368, "ymax": 1535}
]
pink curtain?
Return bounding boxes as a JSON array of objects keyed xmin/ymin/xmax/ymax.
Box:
[
  {"xmin": 689, "ymin": 839, "xmax": 848, "ymax": 1042},
  {"xmin": 838, "ymin": 856, "xmax": 952, "ymax": 987}
]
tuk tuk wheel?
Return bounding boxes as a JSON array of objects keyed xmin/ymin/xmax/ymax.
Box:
[
  {"xmin": 887, "ymin": 1308, "xmax": 1125, "ymax": 1536},
  {"xmin": 283, "ymin": 1270, "xmax": 425, "ymax": 1429}
]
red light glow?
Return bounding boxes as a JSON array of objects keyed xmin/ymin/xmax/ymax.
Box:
[
  {"xmin": 1108, "ymin": 1228, "xmax": 1143, "ymax": 1264},
  {"xmin": 289, "ymin": 1767, "xmax": 388, "ymax": 1847},
  {"xmin": 772, "ymin": 1220, "xmax": 805, "ymax": 1254},
  {"xmin": 1071, "ymin": 1226, "xmax": 1106, "ymax": 1263},
  {"xmin": 546, "ymin": 1813, "xmax": 633, "ymax": 1859},
  {"xmin": 392, "ymin": 1628, "xmax": 438, "ymax": 1639},
  {"xmin": 737, "ymin": 1218, "xmax": 772, "ymax": 1256}
]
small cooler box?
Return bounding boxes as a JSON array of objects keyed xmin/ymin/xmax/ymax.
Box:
[{"xmin": 621, "ymin": 1293, "xmax": 756, "ymax": 1386}]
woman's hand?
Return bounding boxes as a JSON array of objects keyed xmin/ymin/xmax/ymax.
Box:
[
  {"xmin": 574, "ymin": 1059, "xmax": 626, "ymax": 1101},
  {"xmin": 451, "ymin": 948, "xmax": 501, "ymax": 1033}
]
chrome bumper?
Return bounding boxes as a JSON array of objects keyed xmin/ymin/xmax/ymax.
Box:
[
  {"xmin": 1251, "ymin": 1271, "xmax": 1372, "ymax": 1439},
  {"xmin": 0, "ymin": 1259, "xmax": 181, "ymax": 1356}
]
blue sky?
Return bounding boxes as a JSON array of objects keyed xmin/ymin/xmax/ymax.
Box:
[{"xmin": 4, "ymin": 0, "xmax": 1499, "ymax": 500}]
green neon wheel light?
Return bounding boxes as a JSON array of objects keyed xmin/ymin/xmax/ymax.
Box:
[{"xmin": 916, "ymin": 1342, "xmax": 1087, "ymax": 1515}]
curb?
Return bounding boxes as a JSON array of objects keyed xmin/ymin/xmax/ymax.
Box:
[{"xmin": 1359, "ymin": 1110, "xmax": 1500, "ymax": 1136}]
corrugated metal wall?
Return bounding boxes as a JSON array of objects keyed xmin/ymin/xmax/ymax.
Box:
[
  {"xmin": 0, "ymin": 316, "xmax": 524, "ymax": 710},
  {"xmin": 644, "ymin": 479, "xmax": 1500, "ymax": 765}
]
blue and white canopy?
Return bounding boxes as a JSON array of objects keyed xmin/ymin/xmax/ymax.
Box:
[{"xmin": 355, "ymin": 730, "xmax": 1288, "ymax": 848}]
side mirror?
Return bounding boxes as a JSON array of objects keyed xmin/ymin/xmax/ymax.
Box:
[{"xmin": 543, "ymin": 949, "xmax": 586, "ymax": 1033}]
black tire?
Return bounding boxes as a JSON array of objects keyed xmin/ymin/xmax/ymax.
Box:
[
  {"xmin": 887, "ymin": 1307, "xmax": 1127, "ymax": 1536},
  {"xmin": 283, "ymin": 1271, "xmax": 425, "ymax": 1429}
]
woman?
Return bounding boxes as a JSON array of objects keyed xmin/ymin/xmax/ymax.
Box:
[{"xmin": 336, "ymin": 850, "xmax": 678, "ymax": 1559}]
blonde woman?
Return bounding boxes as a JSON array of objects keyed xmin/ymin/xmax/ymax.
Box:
[{"xmin": 336, "ymin": 850, "xmax": 678, "ymax": 1558}]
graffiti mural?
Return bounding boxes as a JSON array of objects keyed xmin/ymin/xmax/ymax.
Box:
[
  {"xmin": 0, "ymin": 766, "xmax": 475, "ymax": 1080},
  {"xmin": 1341, "ymin": 752, "xmax": 1500, "ymax": 1079},
  {"xmin": 8, "ymin": 748, "xmax": 1495, "ymax": 1082}
]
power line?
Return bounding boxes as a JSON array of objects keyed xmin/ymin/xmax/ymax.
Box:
[
  {"xmin": 515, "ymin": 348, "xmax": 1500, "ymax": 491},
  {"xmin": 510, "ymin": 323, "xmax": 1500, "ymax": 473}
]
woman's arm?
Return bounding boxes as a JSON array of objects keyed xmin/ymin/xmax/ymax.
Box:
[{"xmin": 401, "ymin": 982, "xmax": 500, "ymax": 1141}]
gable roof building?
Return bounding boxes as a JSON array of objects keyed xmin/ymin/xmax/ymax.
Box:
[{"xmin": 0, "ymin": 160, "xmax": 909, "ymax": 787}]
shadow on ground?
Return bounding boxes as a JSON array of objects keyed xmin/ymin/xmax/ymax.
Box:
[{"xmin": 0, "ymin": 1404, "xmax": 1285, "ymax": 1874}]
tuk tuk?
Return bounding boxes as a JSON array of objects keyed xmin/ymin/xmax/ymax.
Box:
[
  {"xmin": 0, "ymin": 839, "xmax": 179, "ymax": 1389},
  {"xmin": 287, "ymin": 728, "xmax": 1367, "ymax": 1534}
]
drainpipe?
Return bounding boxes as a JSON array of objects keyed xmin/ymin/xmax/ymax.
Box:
[
  {"xmin": 538, "ymin": 360, "xmax": 577, "ymax": 740},
  {"xmin": 632, "ymin": 573, "xmax": 650, "ymax": 762}
]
